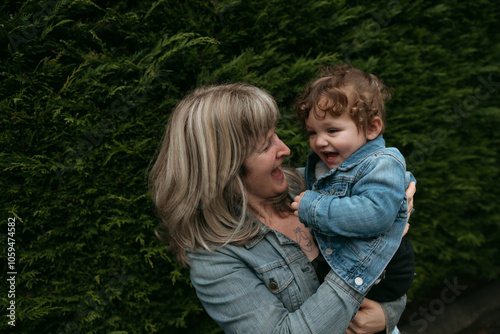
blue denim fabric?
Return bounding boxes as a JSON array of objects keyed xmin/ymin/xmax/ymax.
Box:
[
  {"xmin": 187, "ymin": 221, "xmax": 406, "ymax": 333},
  {"xmin": 298, "ymin": 135, "xmax": 409, "ymax": 295}
]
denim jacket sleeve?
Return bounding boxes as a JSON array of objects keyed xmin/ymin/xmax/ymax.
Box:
[
  {"xmin": 188, "ymin": 243, "xmax": 407, "ymax": 333},
  {"xmin": 381, "ymin": 294, "xmax": 407, "ymax": 334},
  {"xmin": 298, "ymin": 153, "xmax": 406, "ymax": 237},
  {"xmin": 188, "ymin": 247, "xmax": 363, "ymax": 333},
  {"xmin": 406, "ymin": 171, "xmax": 416, "ymax": 185}
]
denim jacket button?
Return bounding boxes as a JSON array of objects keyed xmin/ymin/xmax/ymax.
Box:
[
  {"xmin": 354, "ymin": 277, "xmax": 363, "ymax": 286},
  {"xmin": 324, "ymin": 248, "xmax": 333, "ymax": 255},
  {"xmin": 268, "ymin": 280, "xmax": 278, "ymax": 290}
]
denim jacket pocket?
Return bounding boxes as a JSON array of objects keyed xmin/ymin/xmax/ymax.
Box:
[
  {"xmin": 343, "ymin": 235, "xmax": 381, "ymax": 261},
  {"xmin": 255, "ymin": 262, "xmax": 298, "ymax": 310},
  {"xmin": 329, "ymin": 182, "xmax": 349, "ymax": 197}
]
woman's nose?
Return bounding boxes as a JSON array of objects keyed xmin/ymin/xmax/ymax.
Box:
[{"xmin": 277, "ymin": 137, "xmax": 291, "ymax": 157}]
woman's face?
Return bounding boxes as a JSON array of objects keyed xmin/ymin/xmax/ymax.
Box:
[{"xmin": 243, "ymin": 128, "xmax": 291, "ymax": 204}]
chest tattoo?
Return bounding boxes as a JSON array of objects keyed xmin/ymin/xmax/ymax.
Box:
[{"xmin": 293, "ymin": 227, "xmax": 313, "ymax": 251}]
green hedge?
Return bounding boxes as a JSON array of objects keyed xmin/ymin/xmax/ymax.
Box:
[{"xmin": 1, "ymin": 0, "xmax": 499, "ymax": 332}]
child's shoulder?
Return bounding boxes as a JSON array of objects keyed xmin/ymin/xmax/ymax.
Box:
[
  {"xmin": 364, "ymin": 146, "xmax": 406, "ymax": 174},
  {"xmin": 373, "ymin": 146, "xmax": 405, "ymax": 161}
]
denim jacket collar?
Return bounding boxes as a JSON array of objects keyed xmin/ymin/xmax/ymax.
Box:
[
  {"xmin": 245, "ymin": 222, "xmax": 270, "ymax": 249},
  {"xmin": 339, "ymin": 134, "xmax": 385, "ymax": 171},
  {"xmin": 306, "ymin": 135, "xmax": 386, "ymax": 185},
  {"xmin": 245, "ymin": 220, "xmax": 300, "ymax": 249}
]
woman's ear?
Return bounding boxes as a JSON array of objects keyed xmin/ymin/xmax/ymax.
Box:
[{"xmin": 366, "ymin": 117, "xmax": 383, "ymax": 140}]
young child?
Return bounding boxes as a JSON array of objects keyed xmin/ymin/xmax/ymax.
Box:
[{"xmin": 291, "ymin": 64, "xmax": 415, "ymax": 303}]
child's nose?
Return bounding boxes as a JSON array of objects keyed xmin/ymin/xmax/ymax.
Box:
[{"xmin": 315, "ymin": 134, "xmax": 329, "ymax": 147}]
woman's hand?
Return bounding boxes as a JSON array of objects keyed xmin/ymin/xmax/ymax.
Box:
[
  {"xmin": 403, "ymin": 181, "xmax": 416, "ymax": 236},
  {"xmin": 346, "ymin": 298, "xmax": 386, "ymax": 334},
  {"xmin": 406, "ymin": 181, "xmax": 416, "ymax": 216}
]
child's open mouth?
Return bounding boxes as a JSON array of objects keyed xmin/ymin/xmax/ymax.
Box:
[{"xmin": 323, "ymin": 152, "xmax": 339, "ymax": 163}]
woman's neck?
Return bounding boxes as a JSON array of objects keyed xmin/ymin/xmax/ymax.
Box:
[
  {"xmin": 248, "ymin": 201, "xmax": 281, "ymax": 226},
  {"xmin": 246, "ymin": 191, "xmax": 280, "ymax": 214},
  {"xmin": 249, "ymin": 200, "xmax": 319, "ymax": 262}
]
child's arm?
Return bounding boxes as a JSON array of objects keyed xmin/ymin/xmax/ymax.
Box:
[
  {"xmin": 292, "ymin": 172, "xmax": 415, "ymax": 225},
  {"xmin": 296, "ymin": 154, "xmax": 407, "ymax": 238}
]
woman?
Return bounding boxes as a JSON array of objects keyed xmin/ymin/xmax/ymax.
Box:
[{"xmin": 149, "ymin": 83, "xmax": 415, "ymax": 333}]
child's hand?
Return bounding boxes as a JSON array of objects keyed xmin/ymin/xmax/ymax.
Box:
[{"xmin": 291, "ymin": 192, "xmax": 305, "ymax": 217}]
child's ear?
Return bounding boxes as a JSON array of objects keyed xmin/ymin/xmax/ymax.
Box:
[{"xmin": 366, "ymin": 117, "xmax": 383, "ymax": 140}]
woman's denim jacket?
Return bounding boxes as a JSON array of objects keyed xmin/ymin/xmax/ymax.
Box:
[
  {"xmin": 298, "ymin": 135, "xmax": 412, "ymax": 295},
  {"xmin": 187, "ymin": 221, "xmax": 406, "ymax": 333}
]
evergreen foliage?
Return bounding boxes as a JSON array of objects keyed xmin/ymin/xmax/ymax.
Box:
[{"xmin": 1, "ymin": 0, "xmax": 499, "ymax": 332}]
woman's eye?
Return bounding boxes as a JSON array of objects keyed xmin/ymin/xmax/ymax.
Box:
[{"xmin": 262, "ymin": 139, "xmax": 272, "ymax": 152}]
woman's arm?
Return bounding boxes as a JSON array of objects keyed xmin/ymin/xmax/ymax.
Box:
[{"xmin": 188, "ymin": 246, "xmax": 363, "ymax": 334}]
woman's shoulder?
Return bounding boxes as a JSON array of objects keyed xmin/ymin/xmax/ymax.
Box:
[
  {"xmin": 186, "ymin": 244, "xmax": 246, "ymax": 281},
  {"xmin": 186, "ymin": 224, "xmax": 298, "ymax": 277}
]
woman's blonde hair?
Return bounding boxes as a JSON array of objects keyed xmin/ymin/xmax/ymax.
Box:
[{"xmin": 149, "ymin": 83, "xmax": 303, "ymax": 265}]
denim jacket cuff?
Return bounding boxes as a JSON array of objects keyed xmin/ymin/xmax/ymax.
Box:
[
  {"xmin": 324, "ymin": 270, "xmax": 365, "ymax": 305},
  {"xmin": 297, "ymin": 190, "xmax": 321, "ymax": 229},
  {"xmin": 380, "ymin": 294, "xmax": 407, "ymax": 333}
]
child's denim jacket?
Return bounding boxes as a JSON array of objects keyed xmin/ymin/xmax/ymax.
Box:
[{"xmin": 298, "ymin": 135, "xmax": 411, "ymax": 295}]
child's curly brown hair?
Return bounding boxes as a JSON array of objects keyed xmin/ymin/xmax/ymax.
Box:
[{"xmin": 296, "ymin": 64, "xmax": 392, "ymax": 135}]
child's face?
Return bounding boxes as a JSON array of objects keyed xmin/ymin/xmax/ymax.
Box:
[{"xmin": 306, "ymin": 110, "xmax": 368, "ymax": 170}]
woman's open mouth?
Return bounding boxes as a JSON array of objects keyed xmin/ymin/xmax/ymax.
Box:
[{"xmin": 271, "ymin": 166, "xmax": 283, "ymax": 179}]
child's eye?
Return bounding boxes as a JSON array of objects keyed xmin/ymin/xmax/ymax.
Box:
[
  {"xmin": 327, "ymin": 129, "xmax": 338, "ymax": 134},
  {"xmin": 308, "ymin": 131, "xmax": 316, "ymax": 137}
]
